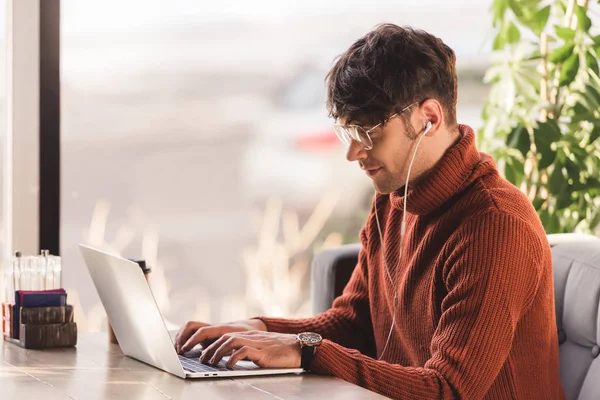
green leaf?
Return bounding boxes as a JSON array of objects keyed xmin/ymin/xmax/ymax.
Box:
[
  {"xmin": 565, "ymin": 158, "xmax": 580, "ymax": 180},
  {"xmin": 590, "ymin": 209, "xmax": 600, "ymax": 231},
  {"xmin": 591, "ymin": 66, "xmax": 600, "ymax": 87},
  {"xmin": 493, "ymin": 33, "xmax": 506, "ymax": 51},
  {"xmin": 593, "ymin": 35, "xmax": 600, "ymax": 46},
  {"xmin": 584, "ymin": 83, "xmax": 600, "ymax": 109},
  {"xmin": 572, "ymin": 102, "xmax": 591, "ymax": 121},
  {"xmin": 532, "ymin": 197, "xmax": 545, "ymax": 210},
  {"xmin": 575, "ymin": 5, "xmax": 592, "ymax": 33},
  {"xmin": 514, "ymin": 74, "xmax": 539, "ymax": 101},
  {"xmin": 541, "ymin": 209, "xmax": 562, "ymax": 234},
  {"xmin": 569, "ymin": 145, "xmax": 589, "ymax": 162},
  {"xmin": 555, "ymin": 26, "xmax": 576, "ymax": 41},
  {"xmin": 556, "ymin": 188, "xmax": 572, "ymax": 210},
  {"xmin": 506, "ymin": 125, "xmax": 531, "ymax": 157},
  {"xmin": 548, "ymin": 164, "xmax": 566, "ymax": 193},
  {"xmin": 539, "ymin": 119, "xmax": 562, "ymax": 141},
  {"xmin": 559, "ymin": 52, "xmax": 580, "ymax": 86},
  {"xmin": 589, "ymin": 180, "xmax": 600, "ymax": 196},
  {"xmin": 491, "ymin": 0, "xmax": 509, "ymax": 27},
  {"xmin": 571, "ymin": 177, "xmax": 600, "ymax": 192},
  {"xmin": 505, "ymin": 156, "xmax": 525, "ymax": 186},
  {"xmin": 588, "ymin": 126, "xmax": 600, "ymax": 145},
  {"xmin": 579, "ymin": 92, "xmax": 597, "ymax": 112},
  {"xmin": 507, "ymin": 22, "xmax": 521, "ymax": 43},
  {"xmin": 586, "ymin": 51, "xmax": 600, "ymax": 76},
  {"xmin": 573, "ymin": 101, "xmax": 589, "ymax": 113},
  {"xmin": 508, "ymin": 0, "xmax": 524, "ymax": 18},
  {"xmin": 534, "ymin": 121, "xmax": 561, "ymax": 169},
  {"xmin": 539, "ymin": 147, "xmax": 557, "ymax": 169},
  {"xmin": 526, "ymin": 49, "xmax": 543, "ymax": 60},
  {"xmin": 530, "ymin": 6, "xmax": 551, "ymax": 36},
  {"xmin": 538, "ymin": 208, "xmax": 550, "ymax": 230},
  {"xmin": 549, "ymin": 43, "xmax": 575, "ymax": 64}
]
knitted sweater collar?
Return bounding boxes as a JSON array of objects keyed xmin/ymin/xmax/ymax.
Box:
[{"xmin": 388, "ymin": 124, "xmax": 494, "ymax": 215}]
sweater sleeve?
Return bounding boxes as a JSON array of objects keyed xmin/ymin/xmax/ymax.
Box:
[
  {"xmin": 308, "ymin": 212, "xmax": 546, "ymax": 400},
  {"xmin": 254, "ymin": 224, "xmax": 376, "ymax": 355}
]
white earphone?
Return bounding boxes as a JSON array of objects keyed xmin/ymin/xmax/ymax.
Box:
[
  {"xmin": 375, "ymin": 119, "xmax": 432, "ymax": 360},
  {"xmin": 423, "ymin": 120, "xmax": 432, "ymax": 135}
]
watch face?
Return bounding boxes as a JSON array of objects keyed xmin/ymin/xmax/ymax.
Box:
[{"xmin": 298, "ymin": 332, "xmax": 322, "ymax": 345}]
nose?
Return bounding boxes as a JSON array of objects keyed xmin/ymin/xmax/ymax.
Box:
[{"xmin": 346, "ymin": 140, "xmax": 367, "ymax": 162}]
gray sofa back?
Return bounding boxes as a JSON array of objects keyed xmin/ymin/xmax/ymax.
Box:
[{"xmin": 549, "ymin": 234, "xmax": 600, "ymax": 400}]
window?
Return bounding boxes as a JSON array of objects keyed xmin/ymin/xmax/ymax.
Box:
[{"xmin": 61, "ymin": 0, "xmax": 490, "ymax": 332}]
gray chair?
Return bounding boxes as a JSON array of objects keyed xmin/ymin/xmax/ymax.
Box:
[{"xmin": 310, "ymin": 233, "xmax": 600, "ymax": 400}]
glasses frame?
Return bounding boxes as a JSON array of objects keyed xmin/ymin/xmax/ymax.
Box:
[{"xmin": 333, "ymin": 101, "xmax": 419, "ymax": 150}]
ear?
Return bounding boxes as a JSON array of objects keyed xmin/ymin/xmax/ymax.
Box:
[{"xmin": 419, "ymin": 99, "xmax": 444, "ymax": 136}]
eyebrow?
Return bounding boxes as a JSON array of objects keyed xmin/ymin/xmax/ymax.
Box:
[
  {"xmin": 347, "ymin": 120, "xmax": 373, "ymax": 129},
  {"xmin": 342, "ymin": 115, "xmax": 366, "ymax": 127},
  {"xmin": 342, "ymin": 116, "xmax": 379, "ymax": 130}
]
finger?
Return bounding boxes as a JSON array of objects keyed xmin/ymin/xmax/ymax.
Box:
[
  {"xmin": 175, "ymin": 321, "xmax": 208, "ymax": 346},
  {"xmin": 199, "ymin": 337, "xmax": 217, "ymax": 349},
  {"xmin": 199, "ymin": 331, "xmax": 262, "ymax": 362},
  {"xmin": 181, "ymin": 325, "xmax": 223, "ymax": 353},
  {"xmin": 200, "ymin": 331, "xmax": 262, "ymax": 364},
  {"xmin": 174, "ymin": 324, "xmax": 188, "ymax": 350},
  {"xmin": 174, "ymin": 321, "xmax": 208, "ymax": 353},
  {"xmin": 199, "ymin": 330, "xmax": 256, "ymax": 349},
  {"xmin": 209, "ymin": 337, "xmax": 260, "ymax": 366},
  {"xmin": 226, "ymin": 346, "xmax": 263, "ymax": 369},
  {"xmin": 199, "ymin": 334, "xmax": 231, "ymax": 363}
]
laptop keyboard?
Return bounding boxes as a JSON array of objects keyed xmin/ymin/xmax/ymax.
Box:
[{"xmin": 178, "ymin": 354, "xmax": 253, "ymax": 373}]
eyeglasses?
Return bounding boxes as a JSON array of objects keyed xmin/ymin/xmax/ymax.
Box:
[{"xmin": 333, "ymin": 102, "xmax": 419, "ymax": 150}]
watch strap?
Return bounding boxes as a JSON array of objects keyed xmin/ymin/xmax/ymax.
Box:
[{"xmin": 300, "ymin": 344, "xmax": 316, "ymax": 371}]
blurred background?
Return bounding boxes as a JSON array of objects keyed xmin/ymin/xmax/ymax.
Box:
[
  {"xmin": 1, "ymin": 0, "xmax": 493, "ymax": 332},
  {"xmin": 61, "ymin": 0, "xmax": 492, "ymax": 332}
]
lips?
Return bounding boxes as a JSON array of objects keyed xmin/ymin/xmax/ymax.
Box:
[{"xmin": 365, "ymin": 167, "xmax": 382, "ymax": 177}]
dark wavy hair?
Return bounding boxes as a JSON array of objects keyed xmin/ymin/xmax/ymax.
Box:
[{"xmin": 326, "ymin": 24, "xmax": 458, "ymax": 130}]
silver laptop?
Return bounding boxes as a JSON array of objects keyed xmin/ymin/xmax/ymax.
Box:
[{"xmin": 79, "ymin": 244, "xmax": 304, "ymax": 379}]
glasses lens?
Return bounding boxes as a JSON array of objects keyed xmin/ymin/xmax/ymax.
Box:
[
  {"xmin": 354, "ymin": 126, "xmax": 373, "ymax": 150},
  {"xmin": 333, "ymin": 125, "xmax": 351, "ymax": 145},
  {"xmin": 333, "ymin": 124, "xmax": 373, "ymax": 150}
]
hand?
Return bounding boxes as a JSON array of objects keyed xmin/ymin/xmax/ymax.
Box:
[
  {"xmin": 199, "ymin": 331, "xmax": 301, "ymax": 369},
  {"xmin": 174, "ymin": 319, "xmax": 267, "ymax": 354}
]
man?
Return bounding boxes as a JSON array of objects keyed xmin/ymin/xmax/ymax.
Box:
[{"xmin": 175, "ymin": 24, "xmax": 565, "ymax": 399}]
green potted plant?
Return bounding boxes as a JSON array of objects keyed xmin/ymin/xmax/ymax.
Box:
[{"xmin": 480, "ymin": 0, "xmax": 600, "ymax": 234}]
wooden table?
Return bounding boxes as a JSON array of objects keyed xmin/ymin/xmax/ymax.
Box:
[{"xmin": 1, "ymin": 333, "xmax": 386, "ymax": 399}]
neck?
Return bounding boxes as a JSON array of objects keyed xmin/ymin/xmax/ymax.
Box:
[
  {"xmin": 388, "ymin": 124, "xmax": 484, "ymax": 215},
  {"xmin": 410, "ymin": 129, "xmax": 462, "ymax": 189}
]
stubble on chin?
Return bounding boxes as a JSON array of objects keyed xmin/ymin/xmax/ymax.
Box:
[{"xmin": 372, "ymin": 172, "xmax": 404, "ymax": 195}]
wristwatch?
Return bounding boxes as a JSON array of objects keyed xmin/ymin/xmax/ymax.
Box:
[{"xmin": 296, "ymin": 332, "xmax": 323, "ymax": 371}]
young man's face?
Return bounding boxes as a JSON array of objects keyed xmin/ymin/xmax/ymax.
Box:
[{"xmin": 345, "ymin": 110, "xmax": 426, "ymax": 195}]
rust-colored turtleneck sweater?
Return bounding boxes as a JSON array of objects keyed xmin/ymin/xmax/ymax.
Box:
[{"xmin": 258, "ymin": 125, "xmax": 565, "ymax": 399}]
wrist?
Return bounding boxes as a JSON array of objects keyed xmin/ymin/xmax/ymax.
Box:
[
  {"xmin": 294, "ymin": 341, "xmax": 302, "ymax": 368},
  {"xmin": 247, "ymin": 318, "xmax": 267, "ymax": 331},
  {"xmin": 296, "ymin": 332, "xmax": 323, "ymax": 371}
]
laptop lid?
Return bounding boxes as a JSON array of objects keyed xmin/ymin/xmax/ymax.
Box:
[{"xmin": 79, "ymin": 244, "xmax": 186, "ymax": 378}]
